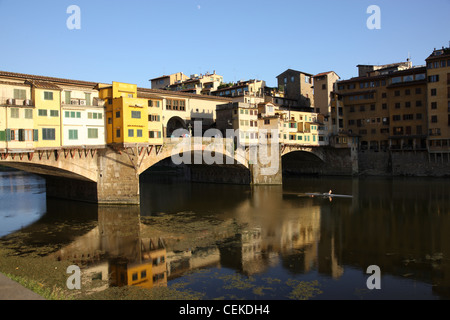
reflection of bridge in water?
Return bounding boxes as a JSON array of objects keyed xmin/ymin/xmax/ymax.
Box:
[
  {"xmin": 4, "ymin": 176, "xmax": 449, "ymax": 298},
  {"xmin": 47, "ymin": 189, "xmax": 345, "ymax": 294}
]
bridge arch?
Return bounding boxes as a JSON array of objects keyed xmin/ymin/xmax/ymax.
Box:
[
  {"xmin": 0, "ymin": 152, "xmax": 99, "ymax": 183},
  {"xmin": 281, "ymin": 148, "xmax": 327, "ymax": 176},
  {"xmin": 166, "ymin": 116, "xmax": 187, "ymax": 138},
  {"xmin": 137, "ymin": 139, "xmax": 250, "ymax": 176}
]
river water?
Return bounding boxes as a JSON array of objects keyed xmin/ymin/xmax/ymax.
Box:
[{"xmin": 0, "ymin": 169, "xmax": 449, "ymax": 300}]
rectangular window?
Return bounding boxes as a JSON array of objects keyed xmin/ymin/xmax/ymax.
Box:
[
  {"xmin": 431, "ymin": 88, "xmax": 437, "ymax": 96},
  {"xmin": 85, "ymin": 93, "xmax": 91, "ymax": 106},
  {"xmin": 131, "ymin": 111, "xmax": 141, "ymax": 119},
  {"xmin": 50, "ymin": 110, "xmax": 59, "ymax": 117},
  {"xmin": 428, "ymin": 75, "xmax": 439, "ymax": 82},
  {"xmin": 10, "ymin": 108, "xmax": 19, "ymax": 118},
  {"xmin": 431, "ymin": 116, "xmax": 438, "ymax": 123},
  {"xmin": 403, "ymin": 114, "xmax": 414, "ymax": 121},
  {"xmin": 128, "ymin": 129, "xmax": 134, "ymax": 137},
  {"xmin": 44, "ymin": 91, "xmax": 54, "ymax": 100},
  {"xmin": 137, "ymin": 129, "xmax": 142, "ymax": 137},
  {"xmin": 24, "ymin": 109, "xmax": 33, "ymax": 119},
  {"xmin": 116, "ymin": 111, "xmax": 120, "ymax": 118},
  {"xmin": 88, "ymin": 128, "xmax": 98, "ymax": 139},
  {"xmin": 38, "ymin": 109, "xmax": 47, "ymax": 116},
  {"xmin": 68, "ymin": 129, "xmax": 78, "ymax": 140},
  {"xmin": 42, "ymin": 128, "xmax": 56, "ymax": 140},
  {"xmin": 116, "ymin": 129, "xmax": 121, "ymax": 138},
  {"xmin": 13, "ymin": 89, "xmax": 27, "ymax": 100},
  {"xmin": 65, "ymin": 91, "xmax": 71, "ymax": 104}
]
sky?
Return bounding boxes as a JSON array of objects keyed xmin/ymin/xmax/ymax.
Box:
[{"xmin": 0, "ymin": 0, "xmax": 449, "ymax": 88}]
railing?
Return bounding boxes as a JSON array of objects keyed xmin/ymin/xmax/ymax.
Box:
[{"xmin": 1, "ymin": 98, "xmax": 34, "ymax": 106}]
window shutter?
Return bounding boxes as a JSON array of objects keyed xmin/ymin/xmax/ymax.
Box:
[
  {"xmin": 33, "ymin": 129, "xmax": 39, "ymax": 141},
  {"xmin": 6, "ymin": 129, "xmax": 11, "ymax": 141},
  {"xmin": 0, "ymin": 131, "xmax": 5, "ymax": 141},
  {"xmin": 19, "ymin": 129, "xmax": 25, "ymax": 141}
]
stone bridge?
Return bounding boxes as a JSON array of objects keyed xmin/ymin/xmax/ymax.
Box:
[{"xmin": 0, "ymin": 138, "xmax": 357, "ymax": 204}]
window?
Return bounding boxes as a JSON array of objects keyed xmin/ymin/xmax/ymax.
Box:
[
  {"xmin": 116, "ymin": 129, "xmax": 121, "ymax": 138},
  {"xmin": 24, "ymin": 109, "xmax": 33, "ymax": 119},
  {"xmin": 44, "ymin": 91, "xmax": 53, "ymax": 100},
  {"xmin": 405, "ymin": 89, "xmax": 411, "ymax": 95},
  {"xmin": 393, "ymin": 115, "xmax": 401, "ymax": 121},
  {"xmin": 88, "ymin": 128, "xmax": 98, "ymax": 139},
  {"xmin": 68, "ymin": 129, "xmax": 78, "ymax": 140},
  {"xmin": 395, "ymin": 90, "xmax": 400, "ymax": 96},
  {"xmin": 50, "ymin": 110, "xmax": 59, "ymax": 117},
  {"xmin": 416, "ymin": 113, "xmax": 422, "ymax": 120},
  {"xmin": 393, "ymin": 127, "xmax": 403, "ymax": 135},
  {"xmin": 415, "ymin": 88, "xmax": 422, "ymax": 94},
  {"xmin": 291, "ymin": 76, "xmax": 295, "ymax": 83},
  {"xmin": 431, "ymin": 115, "xmax": 438, "ymax": 123},
  {"xmin": 405, "ymin": 101, "xmax": 411, "ymax": 108},
  {"xmin": 128, "ymin": 129, "xmax": 134, "ymax": 137},
  {"xmin": 137, "ymin": 129, "xmax": 142, "ymax": 137},
  {"xmin": 13, "ymin": 89, "xmax": 26, "ymax": 100},
  {"xmin": 65, "ymin": 91, "xmax": 71, "ymax": 104},
  {"xmin": 116, "ymin": 111, "xmax": 120, "ymax": 118},
  {"xmin": 42, "ymin": 128, "xmax": 56, "ymax": 140},
  {"xmin": 131, "ymin": 111, "xmax": 141, "ymax": 119},
  {"xmin": 395, "ymin": 103, "xmax": 401, "ymax": 109},
  {"xmin": 382, "ymin": 103, "xmax": 387, "ymax": 110},
  {"xmin": 431, "ymin": 88, "xmax": 437, "ymax": 96},
  {"xmin": 10, "ymin": 108, "xmax": 19, "ymax": 118},
  {"xmin": 149, "ymin": 131, "xmax": 161, "ymax": 138},
  {"xmin": 403, "ymin": 114, "xmax": 413, "ymax": 121},
  {"xmin": 38, "ymin": 109, "xmax": 47, "ymax": 116},
  {"xmin": 431, "ymin": 102, "xmax": 437, "ymax": 109},
  {"xmin": 416, "ymin": 100, "xmax": 422, "ymax": 107},
  {"xmin": 428, "ymin": 75, "xmax": 439, "ymax": 82},
  {"xmin": 85, "ymin": 93, "xmax": 91, "ymax": 106}
]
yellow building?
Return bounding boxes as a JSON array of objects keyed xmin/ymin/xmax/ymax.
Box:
[
  {"xmin": 30, "ymin": 80, "xmax": 62, "ymax": 149},
  {"xmin": 99, "ymin": 82, "xmax": 149, "ymax": 146},
  {"xmin": 0, "ymin": 80, "xmax": 36, "ymax": 151}
]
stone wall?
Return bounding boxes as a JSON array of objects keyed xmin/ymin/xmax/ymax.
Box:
[{"xmin": 358, "ymin": 150, "xmax": 450, "ymax": 177}]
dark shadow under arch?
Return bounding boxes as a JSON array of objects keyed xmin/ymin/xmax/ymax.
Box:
[{"xmin": 282, "ymin": 150, "xmax": 326, "ymax": 176}]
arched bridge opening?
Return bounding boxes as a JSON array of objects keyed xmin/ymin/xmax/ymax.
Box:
[
  {"xmin": 282, "ymin": 150, "xmax": 326, "ymax": 176},
  {"xmin": 140, "ymin": 150, "xmax": 251, "ymax": 186}
]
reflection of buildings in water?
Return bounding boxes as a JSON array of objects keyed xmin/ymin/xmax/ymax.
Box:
[
  {"xmin": 226, "ymin": 189, "xmax": 344, "ymax": 278},
  {"xmin": 51, "ymin": 206, "xmax": 168, "ymax": 293},
  {"xmin": 109, "ymin": 238, "xmax": 167, "ymax": 289},
  {"xmin": 166, "ymin": 246, "xmax": 221, "ymax": 280}
]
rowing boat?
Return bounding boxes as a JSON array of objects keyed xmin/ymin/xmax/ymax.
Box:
[{"xmin": 301, "ymin": 193, "xmax": 353, "ymax": 199}]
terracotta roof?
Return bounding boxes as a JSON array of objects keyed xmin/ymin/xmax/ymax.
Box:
[
  {"xmin": 137, "ymin": 87, "xmax": 232, "ymax": 101},
  {"xmin": 313, "ymin": 71, "xmax": 338, "ymax": 78},
  {"xmin": 26, "ymin": 80, "xmax": 61, "ymax": 90},
  {"xmin": 0, "ymin": 70, "xmax": 100, "ymax": 88}
]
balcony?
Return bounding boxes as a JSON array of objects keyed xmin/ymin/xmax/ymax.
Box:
[{"xmin": 1, "ymin": 98, "xmax": 34, "ymax": 107}]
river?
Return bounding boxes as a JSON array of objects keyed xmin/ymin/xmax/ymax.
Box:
[{"xmin": 0, "ymin": 168, "xmax": 449, "ymax": 300}]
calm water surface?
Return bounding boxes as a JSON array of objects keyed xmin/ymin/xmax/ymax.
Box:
[{"xmin": 0, "ymin": 169, "xmax": 449, "ymax": 300}]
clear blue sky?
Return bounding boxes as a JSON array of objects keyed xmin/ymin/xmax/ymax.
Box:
[{"xmin": 0, "ymin": 0, "xmax": 449, "ymax": 88}]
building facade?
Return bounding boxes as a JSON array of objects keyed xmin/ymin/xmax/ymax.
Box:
[{"xmin": 425, "ymin": 47, "xmax": 450, "ymax": 155}]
